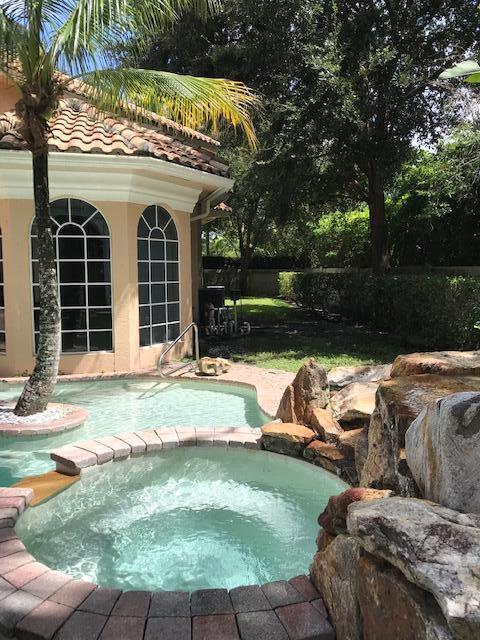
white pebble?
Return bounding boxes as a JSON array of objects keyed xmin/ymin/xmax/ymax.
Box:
[{"xmin": 0, "ymin": 406, "xmax": 69, "ymax": 424}]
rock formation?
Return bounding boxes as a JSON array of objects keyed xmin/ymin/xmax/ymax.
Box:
[
  {"xmin": 276, "ymin": 358, "xmax": 330, "ymax": 424},
  {"xmin": 317, "ymin": 487, "xmax": 393, "ymax": 536},
  {"xmin": 328, "ymin": 363, "xmax": 392, "ymax": 390},
  {"xmin": 347, "ymin": 497, "xmax": 480, "ymax": 640},
  {"xmin": 310, "ymin": 535, "xmax": 363, "ymax": 640},
  {"xmin": 361, "ymin": 375, "xmax": 480, "ymax": 494},
  {"xmin": 197, "ymin": 356, "xmax": 231, "ymax": 376},
  {"xmin": 305, "ymin": 405, "xmax": 343, "ymax": 441},
  {"xmin": 391, "ymin": 351, "xmax": 480, "ymax": 378},
  {"xmin": 261, "ymin": 422, "xmax": 314, "ymax": 456},
  {"xmin": 331, "ymin": 381, "xmax": 378, "ymax": 427},
  {"xmin": 406, "ymin": 392, "xmax": 480, "ymax": 513}
]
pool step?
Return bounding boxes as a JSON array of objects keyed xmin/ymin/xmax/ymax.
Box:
[{"xmin": 12, "ymin": 471, "xmax": 78, "ymax": 506}]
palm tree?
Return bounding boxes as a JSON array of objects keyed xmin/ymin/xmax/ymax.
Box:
[{"xmin": 0, "ymin": 0, "xmax": 257, "ymax": 416}]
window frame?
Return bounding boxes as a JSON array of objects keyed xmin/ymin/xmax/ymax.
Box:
[
  {"xmin": 137, "ymin": 205, "xmax": 181, "ymax": 348},
  {"xmin": 30, "ymin": 198, "xmax": 114, "ymax": 355}
]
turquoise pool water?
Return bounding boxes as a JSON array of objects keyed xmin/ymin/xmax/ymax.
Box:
[
  {"xmin": 17, "ymin": 447, "xmax": 347, "ymax": 591},
  {"xmin": 0, "ymin": 378, "xmax": 268, "ymax": 486}
]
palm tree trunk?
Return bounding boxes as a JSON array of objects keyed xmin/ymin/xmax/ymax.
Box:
[{"xmin": 14, "ymin": 152, "xmax": 61, "ymax": 416}]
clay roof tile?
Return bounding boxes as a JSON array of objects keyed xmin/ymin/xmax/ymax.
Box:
[{"xmin": 0, "ymin": 95, "xmax": 228, "ymax": 176}]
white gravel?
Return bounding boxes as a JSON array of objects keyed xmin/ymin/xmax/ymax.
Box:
[{"xmin": 0, "ymin": 406, "xmax": 69, "ymax": 424}]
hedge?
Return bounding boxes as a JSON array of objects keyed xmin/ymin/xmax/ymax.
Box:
[{"xmin": 279, "ymin": 271, "xmax": 480, "ymax": 350}]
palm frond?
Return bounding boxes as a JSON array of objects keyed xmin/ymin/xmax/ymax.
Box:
[
  {"xmin": 439, "ymin": 59, "xmax": 480, "ymax": 81},
  {"xmin": 77, "ymin": 67, "xmax": 258, "ymax": 147},
  {"xmin": 53, "ymin": 0, "xmax": 222, "ymax": 64},
  {"xmin": 0, "ymin": 3, "xmax": 23, "ymax": 76}
]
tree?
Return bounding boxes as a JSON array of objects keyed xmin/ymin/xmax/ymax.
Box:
[
  {"xmin": 295, "ymin": 0, "xmax": 480, "ymax": 272},
  {"xmin": 388, "ymin": 128, "xmax": 480, "ymax": 266},
  {"xmin": 123, "ymin": 0, "xmax": 318, "ymax": 291},
  {"xmin": 0, "ymin": 0, "xmax": 256, "ymax": 416},
  {"xmin": 126, "ymin": 0, "xmax": 480, "ymax": 275}
]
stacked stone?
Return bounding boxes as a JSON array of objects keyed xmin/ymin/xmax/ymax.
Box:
[
  {"xmin": 309, "ymin": 351, "xmax": 480, "ymax": 640},
  {"xmin": 264, "ymin": 357, "xmax": 386, "ymax": 483}
]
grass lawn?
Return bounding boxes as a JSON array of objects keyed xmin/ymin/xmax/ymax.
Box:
[{"xmin": 201, "ymin": 297, "xmax": 407, "ymax": 373}]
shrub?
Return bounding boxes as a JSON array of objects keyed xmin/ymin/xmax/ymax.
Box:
[{"xmin": 279, "ymin": 271, "xmax": 480, "ymax": 349}]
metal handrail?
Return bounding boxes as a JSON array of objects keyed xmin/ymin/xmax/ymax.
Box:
[{"xmin": 157, "ymin": 322, "xmax": 200, "ymax": 377}]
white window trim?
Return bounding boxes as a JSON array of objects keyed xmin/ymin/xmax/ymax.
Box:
[{"xmin": 138, "ymin": 205, "xmax": 181, "ymax": 348}]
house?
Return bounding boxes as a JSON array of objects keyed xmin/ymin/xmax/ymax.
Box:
[{"xmin": 0, "ymin": 73, "xmax": 232, "ymax": 376}]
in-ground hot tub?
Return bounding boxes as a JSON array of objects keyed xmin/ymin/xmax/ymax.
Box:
[{"xmin": 16, "ymin": 447, "xmax": 347, "ymax": 591}]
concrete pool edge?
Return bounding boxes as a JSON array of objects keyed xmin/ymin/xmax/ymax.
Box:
[
  {"xmin": 0, "ymin": 362, "xmax": 294, "ymax": 421},
  {"xmin": 0, "ymin": 433, "xmax": 336, "ymax": 639}
]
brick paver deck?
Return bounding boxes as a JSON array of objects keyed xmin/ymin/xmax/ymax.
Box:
[{"xmin": 49, "ymin": 426, "xmax": 262, "ymax": 476}]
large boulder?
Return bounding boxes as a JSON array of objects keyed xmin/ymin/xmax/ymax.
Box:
[
  {"xmin": 305, "ymin": 405, "xmax": 344, "ymax": 441},
  {"xmin": 318, "ymin": 487, "xmax": 393, "ymax": 536},
  {"xmin": 354, "ymin": 428, "xmax": 369, "ymax": 482},
  {"xmin": 347, "ymin": 497, "xmax": 480, "ymax": 639},
  {"xmin": 335, "ymin": 428, "xmax": 365, "ymax": 459},
  {"xmin": 310, "ymin": 535, "xmax": 363, "ymax": 640},
  {"xmin": 406, "ymin": 392, "xmax": 480, "ymax": 513},
  {"xmin": 331, "ymin": 381, "xmax": 378, "ymax": 427},
  {"xmin": 328, "ymin": 364, "xmax": 392, "ymax": 390},
  {"xmin": 310, "ymin": 533, "xmax": 452, "ymax": 640},
  {"xmin": 391, "ymin": 351, "xmax": 480, "ymax": 378},
  {"xmin": 357, "ymin": 554, "xmax": 453, "ymax": 640},
  {"xmin": 276, "ymin": 358, "xmax": 329, "ymax": 424},
  {"xmin": 361, "ymin": 375, "xmax": 480, "ymax": 493},
  {"xmin": 261, "ymin": 422, "xmax": 314, "ymax": 456}
]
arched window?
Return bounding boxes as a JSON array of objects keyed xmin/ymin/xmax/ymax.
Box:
[
  {"xmin": 0, "ymin": 229, "xmax": 5, "ymax": 352},
  {"xmin": 31, "ymin": 199, "xmax": 113, "ymax": 353},
  {"xmin": 137, "ymin": 205, "xmax": 180, "ymax": 346}
]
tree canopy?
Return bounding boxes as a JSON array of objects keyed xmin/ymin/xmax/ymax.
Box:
[{"xmin": 126, "ymin": 0, "xmax": 480, "ymax": 273}]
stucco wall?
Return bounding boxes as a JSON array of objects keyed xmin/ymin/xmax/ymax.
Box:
[
  {"xmin": 0, "ymin": 197, "xmax": 193, "ymax": 376},
  {"xmin": 0, "ymin": 76, "xmax": 20, "ymax": 113}
]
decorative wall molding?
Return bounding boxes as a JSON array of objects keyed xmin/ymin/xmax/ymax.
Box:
[{"xmin": 0, "ymin": 151, "xmax": 233, "ymax": 212}]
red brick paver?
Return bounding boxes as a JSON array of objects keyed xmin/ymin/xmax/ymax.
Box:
[
  {"xmin": 192, "ymin": 613, "xmax": 240, "ymax": 640},
  {"xmin": 16, "ymin": 599, "xmax": 74, "ymax": 640},
  {"xmin": 276, "ymin": 602, "xmax": 334, "ymax": 640}
]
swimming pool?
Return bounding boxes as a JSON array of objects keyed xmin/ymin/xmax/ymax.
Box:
[
  {"xmin": 16, "ymin": 447, "xmax": 347, "ymax": 591},
  {"xmin": 0, "ymin": 378, "xmax": 268, "ymax": 486}
]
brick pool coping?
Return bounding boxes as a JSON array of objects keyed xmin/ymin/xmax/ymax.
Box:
[
  {"xmin": 0, "ymin": 363, "xmax": 293, "ymax": 420},
  {"xmin": 50, "ymin": 426, "xmax": 262, "ymax": 476},
  {"xmin": 0, "ymin": 403, "xmax": 88, "ymax": 438},
  {"xmin": 0, "ymin": 432, "xmax": 334, "ymax": 639}
]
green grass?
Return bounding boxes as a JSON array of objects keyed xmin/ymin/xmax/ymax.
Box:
[
  {"xmin": 208, "ymin": 297, "xmax": 406, "ymax": 373},
  {"xmin": 226, "ymin": 297, "xmax": 298, "ymax": 323}
]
